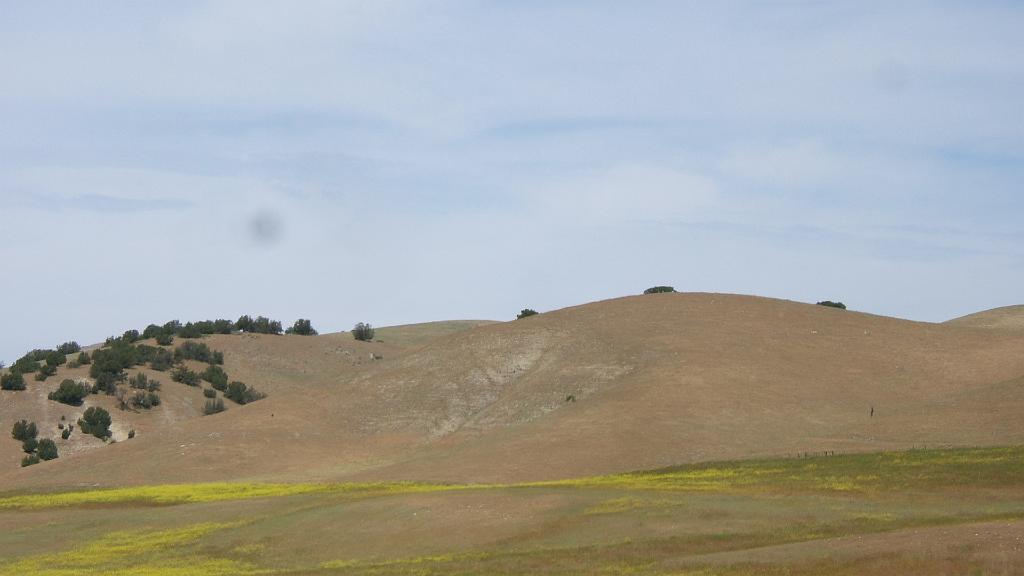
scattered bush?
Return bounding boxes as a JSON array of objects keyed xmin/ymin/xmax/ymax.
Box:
[
  {"xmin": 21, "ymin": 455, "xmax": 39, "ymax": 467},
  {"xmin": 129, "ymin": 390, "xmax": 161, "ymax": 409},
  {"xmin": 817, "ymin": 301, "xmax": 847, "ymax": 310},
  {"xmin": 155, "ymin": 333, "xmax": 174, "ymax": 346},
  {"xmin": 12, "ymin": 420, "xmax": 37, "ymax": 442},
  {"xmin": 203, "ymin": 398, "xmax": 225, "ymax": 415},
  {"xmin": 37, "ymin": 438, "xmax": 58, "ymax": 461},
  {"xmin": 286, "ymin": 319, "xmax": 318, "ymax": 336},
  {"xmin": 352, "ymin": 322, "xmax": 375, "ymax": 341},
  {"xmin": 224, "ymin": 381, "xmax": 266, "ymax": 405},
  {"xmin": 92, "ymin": 371, "xmax": 123, "ymax": 395},
  {"xmin": 48, "ymin": 379, "xmax": 90, "ymax": 406},
  {"xmin": 61, "ymin": 428, "xmax": 71, "ymax": 440},
  {"xmin": 643, "ymin": 286, "xmax": 676, "ymax": 294},
  {"xmin": 22, "ymin": 437, "xmax": 38, "ymax": 453},
  {"xmin": 202, "ymin": 365, "xmax": 228, "ymax": 390},
  {"xmin": 170, "ymin": 365, "xmax": 201, "ymax": 386},
  {"xmin": 150, "ymin": 348, "xmax": 174, "ymax": 371},
  {"xmin": 78, "ymin": 407, "xmax": 112, "ymax": 439},
  {"xmin": 1, "ymin": 371, "xmax": 26, "ymax": 391},
  {"xmin": 35, "ymin": 363, "xmax": 58, "ymax": 381},
  {"xmin": 128, "ymin": 429, "xmax": 135, "ymax": 439},
  {"xmin": 203, "ymin": 388, "xmax": 217, "ymax": 398},
  {"xmin": 56, "ymin": 342, "xmax": 81, "ymax": 355},
  {"xmin": 129, "ymin": 372, "xmax": 160, "ymax": 391},
  {"xmin": 516, "ymin": 309, "xmax": 538, "ymax": 319},
  {"xmin": 122, "ymin": 329, "xmax": 141, "ymax": 343},
  {"xmin": 77, "ymin": 351, "xmax": 91, "ymax": 365}
]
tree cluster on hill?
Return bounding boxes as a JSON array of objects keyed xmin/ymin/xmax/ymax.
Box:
[
  {"xmin": 235, "ymin": 315, "xmax": 283, "ymax": 335},
  {"xmin": 12, "ymin": 420, "xmax": 56, "ymax": 466},
  {"xmin": 643, "ymin": 286, "xmax": 676, "ymax": 294},
  {"xmin": 516, "ymin": 309, "xmax": 538, "ymax": 319},
  {"xmin": 174, "ymin": 342, "xmax": 223, "ymax": 364},
  {"xmin": 56, "ymin": 342, "xmax": 81, "ymax": 355},
  {"xmin": 286, "ymin": 318, "xmax": 318, "ymax": 336},
  {"xmin": 352, "ymin": 322, "xmax": 375, "ymax": 341},
  {"xmin": 817, "ymin": 301, "xmax": 847, "ymax": 310}
]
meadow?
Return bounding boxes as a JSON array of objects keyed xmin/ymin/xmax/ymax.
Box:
[{"xmin": 0, "ymin": 446, "xmax": 1021, "ymax": 575}]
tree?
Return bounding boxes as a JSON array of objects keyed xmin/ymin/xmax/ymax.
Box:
[
  {"xmin": 37, "ymin": 438, "xmax": 58, "ymax": 461},
  {"xmin": 1, "ymin": 371, "xmax": 26, "ymax": 391},
  {"xmin": 817, "ymin": 301, "xmax": 847, "ymax": 310},
  {"xmin": 78, "ymin": 407, "xmax": 112, "ymax": 439},
  {"xmin": 202, "ymin": 365, "xmax": 228, "ymax": 391},
  {"xmin": 155, "ymin": 333, "xmax": 174, "ymax": 346},
  {"xmin": 22, "ymin": 437, "xmax": 38, "ymax": 453},
  {"xmin": 352, "ymin": 322, "xmax": 375, "ymax": 341},
  {"xmin": 287, "ymin": 319, "xmax": 318, "ymax": 336},
  {"xmin": 643, "ymin": 286, "xmax": 676, "ymax": 294},
  {"xmin": 516, "ymin": 309, "xmax": 538, "ymax": 319},
  {"xmin": 21, "ymin": 455, "xmax": 39, "ymax": 467},
  {"xmin": 48, "ymin": 379, "xmax": 90, "ymax": 405},
  {"xmin": 225, "ymin": 381, "xmax": 266, "ymax": 405},
  {"xmin": 45, "ymin": 350, "xmax": 67, "ymax": 368},
  {"xmin": 77, "ymin": 351, "xmax": 91, "ymax": 365},
  {"xmin": 12, "ymin": 420, "xmax": 37, "ymax": 441},
  {"xmin": 178, "ymin": 322, "xmax": 203, "ymax": 338},
  {"xmin": 56, "ymin": 341, "xmax": 81, "ymax": 355},
  {"xmin": 171, "ymin": 365, "xmax": 201, "ymax": 386}
]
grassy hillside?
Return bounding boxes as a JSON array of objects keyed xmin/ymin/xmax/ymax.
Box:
[
  {"xmin": 946, "ymin": 304, "xmax": 1024, "ymax": 331},
  {"xmin": 3, "ymin": 293, "xmax": 1024, "ymax": 489}
]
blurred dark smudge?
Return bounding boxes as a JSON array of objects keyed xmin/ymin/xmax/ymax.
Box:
[{"xmin": 248, "ymin": 210, "xmax": 284, "ymax": 246}]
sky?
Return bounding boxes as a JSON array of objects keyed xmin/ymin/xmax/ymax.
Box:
[{"xmin": 1, "ymin": 1, "xmax": 1023, "ymax": 363}]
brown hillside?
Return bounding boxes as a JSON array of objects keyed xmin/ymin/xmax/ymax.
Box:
[
  {"xmin": 945, "ymin": 304, "xmax": 1024, "ymax": 331},
  {"xmin": 3, "ymin": 293, "xmax": 1024, "ymax": 490}
]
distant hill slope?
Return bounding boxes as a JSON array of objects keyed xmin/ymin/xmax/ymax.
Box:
[
  {"xmin": 945, "ymin": 305, "xmax": 1024, "ymax": 331},
  {"xmin": 4, "ymin": 294, "xmax": 1024, "ymax": 490},
  {"xmin": 368, "ymin": 320, "xmax": 500, "ymax": 348}
]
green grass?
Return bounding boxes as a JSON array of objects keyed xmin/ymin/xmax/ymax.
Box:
[{"xmin": 1, "ymin": 446, "xmax": 1021, "ymax": 575}]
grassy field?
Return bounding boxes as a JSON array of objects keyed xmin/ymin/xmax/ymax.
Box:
[{"xmin": 0, "ymin": 446, "xmax": 1021, "ymax": 575}]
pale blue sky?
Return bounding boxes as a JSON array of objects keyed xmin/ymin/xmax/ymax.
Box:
[{"xmin": 2, "ymin": 1, "xmax": 1023, "ymax": 362}]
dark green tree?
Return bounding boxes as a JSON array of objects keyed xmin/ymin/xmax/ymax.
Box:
[
  {"xmin": 352, "ymin": 322, "xmax": 375, "ymax": 341},
  {"xmin": 37, "ymin": 438, "xmax": 58, "ymax": 461},
  {"xmin": 11, "ymin": 420, "xmax": 37, "ymax": 441},
  {"xmin": 643, "ymin": 286, "xmax": 676, "ymax": 294},
  {"xmin": 78, "ymin": 407, "xmax": 112, "ymax": 439},
  {"xmin": 56, "ymin": 342, "xmax": 81, "ymax": 355},
  {"xmin": 48, "ymin": 379, "xmax": 90, "ymax": 405},
  {"xmin": 202, "ymin": 365, "xmax": 228, "ymax": 391},
  {"xmin": 1, "ymin": 371, "xmax": 26, "ymax": 391},
  {"xmin": 516, "ymin": 309, "xmax": 538, "ymax": 319},
  {"xmin": 817, "ymin": 301, "xmax": 847, "ymax": 310},
  {"xmin": 286, "ymin": 319, "xmax": 318, "ymax": 336}
]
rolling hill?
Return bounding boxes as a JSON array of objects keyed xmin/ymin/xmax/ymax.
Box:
[
  {"xmin": 2, "ymin": 293, "xmax": 1023, "ymax": 490},
  {"xmin": 945, "ymin": 304, "xmax": 1024, "ymax": 331}
]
